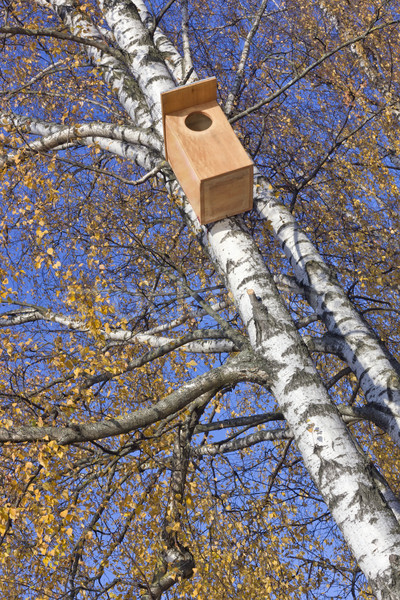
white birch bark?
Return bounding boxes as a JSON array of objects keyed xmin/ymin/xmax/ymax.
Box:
[
  {"xmin": 0, "ymin": 305, "xmax": 235, "ymax": 353},
  {"xmin": 98, "ymin": 0, "xmax": 175, "ymax": 128},
  {"xmin": 134, "ymin": 0, "xmax": 186, "ymax": 83},
  {"xmin": 180, "ymin": 0, "xmax": 194, "ymax": 81},
  {"xmin": 255, "ymin": 182, "xmax": 400, "ymax": 445},
  {"xmin": 128, "ymin": 75, "xmax": 400, "ymax": 596},
  {"xmin": 45, "ymin": 0, "xmax": 154, "ymax": 128},
  {"xmin": 0, "ymin": 113, "xmax": 162, "ymax": 168},
  {"xmin": 201, "ymin": 216, "xmax": 400, "ymax": 599}
]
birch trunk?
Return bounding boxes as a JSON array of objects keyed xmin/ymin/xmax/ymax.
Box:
[
  {"xmin": 106, "ymin": 4, "xmax": 400, "ymax": 592},
  {"xmin": 202, "ymin": 217, "xmax": 400, "ymax": 600}
]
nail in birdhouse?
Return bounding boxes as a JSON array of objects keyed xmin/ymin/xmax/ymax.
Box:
[{"xmin": 161, "ymin": 77, "xmax": 253, "ymax": 225}]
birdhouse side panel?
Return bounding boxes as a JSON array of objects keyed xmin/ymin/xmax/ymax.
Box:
[
  {"xmin": 164, "ymin": 122, "xmax": 202, "ymax": 219},
  {"xmin": 201, "ymin": 165, "xmax": 253, "ymax": 224}
]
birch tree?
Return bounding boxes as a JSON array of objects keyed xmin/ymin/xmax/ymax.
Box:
[{"xmin": 0, "ymin": 0, "xmax": 400, "ymax": 598}]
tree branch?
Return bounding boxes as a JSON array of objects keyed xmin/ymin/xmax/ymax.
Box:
[
  {"xmin": 0, "ymin": 25, "xmax": 125, "ymax": 62},
  {"xmin": 230, "ymin": 19, "xmax": 400, "ymax": 123},
  {"xmin": 224, "ymin": 0, "xmax": 269, "ymax": 116},
  {"xmin": 0, "ymin": 352, "xmax": 269, "ymax": 444}
]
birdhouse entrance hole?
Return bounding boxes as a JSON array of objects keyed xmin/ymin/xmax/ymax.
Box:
[{"xmin": 185, "ymin": 112, "xmax": 212, "ymax": 131}]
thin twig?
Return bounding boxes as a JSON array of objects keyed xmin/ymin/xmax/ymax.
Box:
[
  {"xmin": 230, "ymin": 19, "xmax": 400, "ymax": 123},
  {"xmin": 153, "ymin": 0, "xmax": 178, "ymax": 30},
  {"xmin": 225, "ymin": 0, "xmax": 269, "ymax": 116}
]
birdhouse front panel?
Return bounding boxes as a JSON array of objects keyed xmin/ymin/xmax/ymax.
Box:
[
  {"xmin": 161, "ymin": 78, "xmax": 253, "ymax": 225},
  {"xmin": 201, "ymin": 167, "xmax": 253, "ymax": 225}
]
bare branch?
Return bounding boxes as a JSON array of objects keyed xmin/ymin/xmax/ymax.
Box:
[
  {"xmin": 230, "ymin": 19, "xmax": 400, "ymax": 123},
  {"xmin": 224, "ymin": 0, "xmax": 269, "ymax": 116},
  {"xmin": 153, "ymin": 0, "xmax": 178, "ymax": 30},
  {"xmin": 0, "ymin": 304, "xmax": 236, "ymax": 354},
  {"xmin": 0, "ymin": 25, "xmax": 125, "ymax": 63},
  {"xmin": 0, "ymin": 119, "xmax": 161, "ymax": 167},
  {"xmin": 193, "ymin": 427, "xmax": 292, "ymax": 455},
  {"xmin": 194, "ymin": 410, "xmax": 284, "ymax": 433}
]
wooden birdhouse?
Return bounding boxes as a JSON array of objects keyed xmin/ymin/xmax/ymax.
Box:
[{"xmin": 161, "ymin": 77, "xmax": 253, "ymax": 225}]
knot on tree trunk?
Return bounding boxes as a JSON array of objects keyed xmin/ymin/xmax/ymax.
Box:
[
  {"xmin": 141, "ymin": 540, "xmax": 195, "ymax": 600},
  {"xmin": 162, "ymin": 541, "xmax": 195, "ymax": 580}
]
